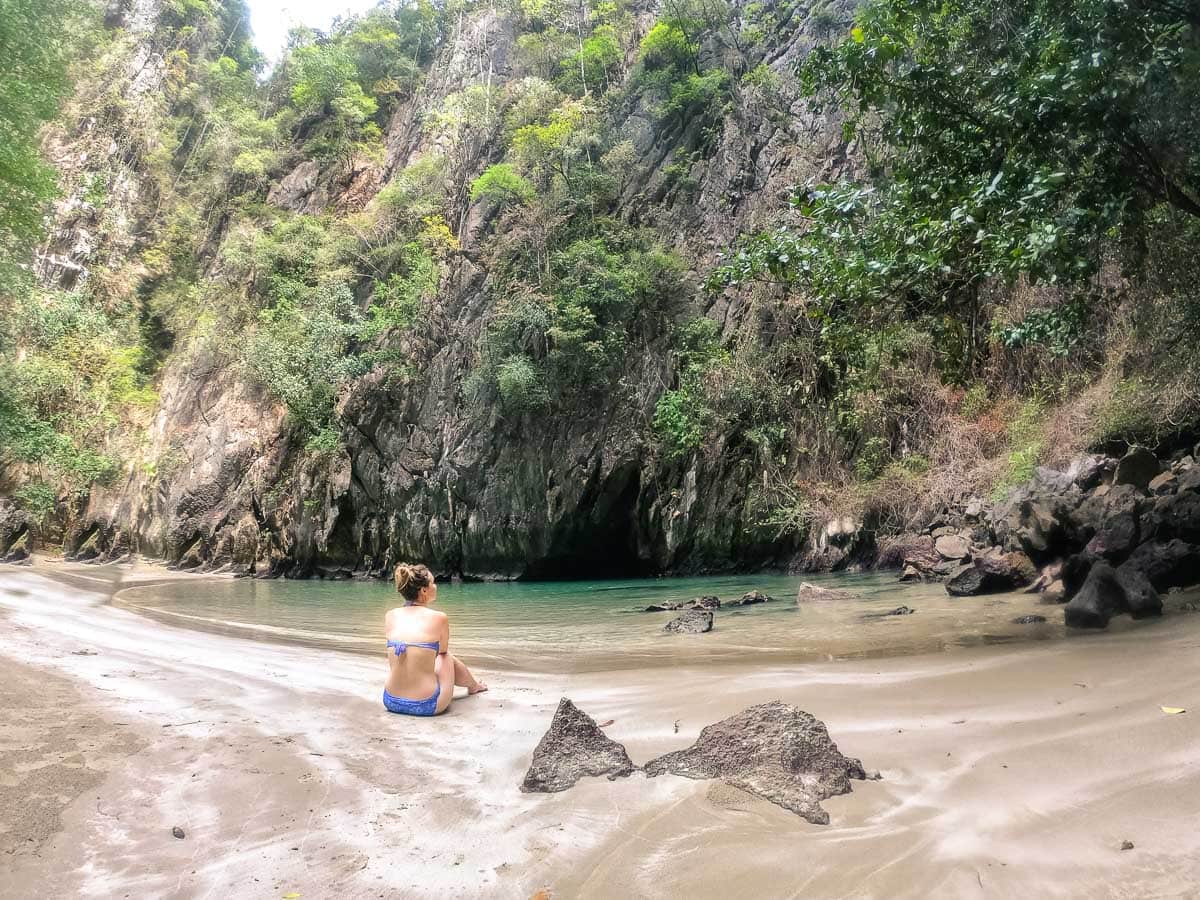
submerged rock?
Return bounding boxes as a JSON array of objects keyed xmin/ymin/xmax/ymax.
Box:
[
  {"xmin": 796, "ymin": 582, "xmax": 853, "ymax": 602},
  {"xmin": 521, "ymin": 698, "xmax": 636, "ymax": 793},
  {"xmin": 734, "ymin": 590, "xmax": 774, "ymax": 605},
  {"xmin": 683, "ymin": 595, "xmax": 721, "ymax": 610},
  {"xmin": 664, "ymin": 609, "xmax": 714, "ymax": 633},
  {"xmin": 643, "ymin": 701, "xmax": 871, "ymax": 825},
  {"xmin": 865, "ymin": 606, "xmax": 915, "ymax": 618},
  {"xmin": 1011, "ymin": 615, "xmax": 1047, "ymax": 624}
]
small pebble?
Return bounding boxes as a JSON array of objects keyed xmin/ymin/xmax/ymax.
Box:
[
  {"xmin": 1121, "ymin": 840, "xmax": 1134, "ymax": 851},
  {"xmin": 172, "ymin": 826, "xmax": 185, "ymax": 839}
]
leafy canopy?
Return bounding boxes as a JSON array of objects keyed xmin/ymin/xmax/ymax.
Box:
[{"xmin": 715, "ymin": 0, "xmax": 1200, "ymax": 364}]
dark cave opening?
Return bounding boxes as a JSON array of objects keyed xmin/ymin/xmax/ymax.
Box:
[{"xmin": 520, "ymin": 462, "xmax": 655, "ymax": 581}]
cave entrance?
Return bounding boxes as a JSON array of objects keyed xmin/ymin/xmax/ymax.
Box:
[{"xmin": 523, "ymin": 461, "xmax": 654, "ymax": 581}]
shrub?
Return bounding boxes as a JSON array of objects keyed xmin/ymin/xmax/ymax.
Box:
[{"xmin": 470, "ymin": 163, "xmax": 536, "ymax": 207}]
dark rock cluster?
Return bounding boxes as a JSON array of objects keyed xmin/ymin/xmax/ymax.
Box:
[{"xmin": 882, "ymin": 447, "xmax": 1200, "ymax": 628}]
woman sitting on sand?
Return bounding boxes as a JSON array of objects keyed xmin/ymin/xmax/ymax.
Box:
[{"xmin": 384, "ymin": 563, "xmax": 487, "ymax": 716}]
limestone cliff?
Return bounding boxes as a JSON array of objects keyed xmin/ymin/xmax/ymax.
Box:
[{"xmin": 45, "ymin": 0, "xmax": 860, "ymax": 578}]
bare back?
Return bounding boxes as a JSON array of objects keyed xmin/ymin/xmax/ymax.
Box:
[{"xmin": 384, "ymin": 605, "xmax": 448, "ymax": 700}]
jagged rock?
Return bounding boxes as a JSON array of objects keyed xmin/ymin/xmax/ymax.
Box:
[
  {"xmin": 934, "ymin": 534, "xmax": 970, "ymax": 560},
  {"xmin": 946, "ymin": 551, "xmax": 1036, "ymax": 596},
  {"xmin": 0, "ymin": 502, "xmax": 33, "ymax": 557},
  {"xmin": 1067, "ymin": 454, "xmax": 1112, "ymax": 490},
  {"xmin": 644, "ymin": 601, "xmax": 683, "ymax": 612},
  {"xmin": 520, "ymin": 698, "xmax": 635, "ymax": 793},
  {"xmin": 683, "ymin": 595, "xmax": 721, "ymax": 610},
  {"xmin": 1064, "ymin": 562, "xmax": 1127, "ymax": 628},
  {"xmin": 1034, "ymin": 466, "xmax": 1075, "ymax": 493},
  {"xmin": 1149, "ymin": 472, "xmax": 1177, "ymax": 495},
  {"xmin": 964, "ymin": 498, "xmax": 986, "ymax": 520},
  {"xmin": 1012, "ymin": 615, "xmax": 1047, "ymax": 624},
  {"xmin": 898, "ymin": 564, "xmax": 924, "ymax": 583},
  {"xmin": 1068, "ymin": 484, "xmax": 1143, "ymax": 546},
  {"xmin": 734, "ymin": 590, "xmax": 773, "ymax": 605},
  {"xmin": 642, "ymin": 701, "xmax": 871, "ymax": 825},
  {"xmin": 1122, "ymin": 540, "xmax": 1200, "ymax": 592},
  {"xmin": 664, "ymin": 609, "xmax": 714, "ymax": 633},
  {"xmin": 1084, "ymin": 509, "xmax": 1139, "ymax": 561},
  {"xmin": 931, "ymin": 525, "xmax": 957, "ymax": 539},
  {"xmin": 796, "ymin": 582, "xmax": 853, "ymax": 602},
  {"xmin": 1114, "ymin": 565, "xmax": 1162, "ymax": 619},
  {"xmin": 865, "ymin": 606, "xmax": 915, "ymax": 618},
  {"xmin": 1141, "ymin": 491, "xmax": 1200, "ymax": 544},
  {"xmin": 1113, "ymin": 447, "xmax": 1160, "ymax": 490},
  {"xmin": 1178, "ymin": 467, "xmax": 1200, "ymax": 493},
  {"xmin": 992, "ymin": 495, "xmax": 1067, "ymax": 562},
  {"xmin": 1062, "ymin": 551, "xmax": 1098, "ymax": 596}
]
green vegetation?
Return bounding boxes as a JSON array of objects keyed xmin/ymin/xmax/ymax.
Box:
[{"xmin": 0, "ymin": 0, "xmax": 98, "ymax": 288}]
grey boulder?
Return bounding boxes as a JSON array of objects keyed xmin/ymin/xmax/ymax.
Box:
[
  {"xmin": 643, "ymin": 701, "xmax": 871, "ymax": 825},
  {"xmin": 665, "ymin": 609, "xmax": 714, "ymax": 633},
  {"xmin": 521, "ymin": 698, "xmax": 636, "ymax": 793}
]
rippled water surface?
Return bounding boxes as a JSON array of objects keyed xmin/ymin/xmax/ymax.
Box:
[{"xmin": 115, "ymin": 571, "xmax": 1070, "ymax": 672}]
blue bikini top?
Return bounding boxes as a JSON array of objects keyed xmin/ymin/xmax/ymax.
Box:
[
  {"xmin": 387, "ymin": 600, "xmax": 439, "ymax": 654},
  {"xmin": 387, "ymin": 638, "xmax": 440, "ymax": 655}
]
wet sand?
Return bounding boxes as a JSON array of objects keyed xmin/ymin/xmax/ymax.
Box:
[{"xmin": 1, "ymin": 561, "xmax": 1198, "ymax": 898}]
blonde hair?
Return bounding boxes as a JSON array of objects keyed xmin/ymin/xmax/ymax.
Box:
[{"xmin": 394, "ymin": 563, "xmax": 433, "ymax": 602}]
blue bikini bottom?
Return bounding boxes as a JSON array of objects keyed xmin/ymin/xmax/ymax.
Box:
[{"xmin": 383, "ymin": 684, "xmax": 440, "ymax": 717}]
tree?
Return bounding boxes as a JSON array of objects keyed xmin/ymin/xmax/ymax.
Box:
[
  {"xmin": 0, "ymin": 0, "xmax": 95, "ymax": 288},
  {"xmin": 715, "ymin": 0, "xmax": 1200, "ymax": 377}
]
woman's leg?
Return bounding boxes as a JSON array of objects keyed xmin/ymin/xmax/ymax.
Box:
[
  {"xmin": 448, "ymin": 652, "xmax": 487, "ymax": 694},
  {"xmin": 433, "ymin": 653, "xmax": 456, "ymax": 714}
]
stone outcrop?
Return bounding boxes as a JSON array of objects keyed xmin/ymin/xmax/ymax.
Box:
[
  {"xmin": 946, "ymin": 551, "xmax": 1036, "ymax": 596},
  {"xmin": 796, "ymin": 582, "xmax": 854, "ymax": 602},
  {"xmin": 520, "ymin": 699, "xmax": 635, "ymax": 793},
  {"xmin": 1064, "ymin": 562, "xmax": 1130, "ymax": 628},
  {"xmin": 642, "ymin": 701, "xmax": 872, "ymax": 825},
  {"xmin": 733, "ymin": 590, "xmax": 774, "ymax": 605},
  {"xmin": 664, "ymin": 609, "xmax": 714, "ymax": 633},
  {"xmin": 644, "ymin": 595, "xmax": 721, "ymax": 612}
]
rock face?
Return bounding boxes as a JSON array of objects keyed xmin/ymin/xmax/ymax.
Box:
[
  {"xmin": 796, "ymin": 582, "xmax": 854, "ymax": 602},
  {"xmin": 520, "ymin": 698, "xmax": 635, "ymax": 793},
  {"xmin": 643, "ymin": 701, "xmax": 870, "ymax": 825},
  {"xmin": 664, "ymin": 609, "xmax": 714, "ymax": 633}
]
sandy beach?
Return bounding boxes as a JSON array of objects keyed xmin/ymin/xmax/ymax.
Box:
[{"xmin": 2, "ymin": 561, "xmax": 1199, "ymax": 899}]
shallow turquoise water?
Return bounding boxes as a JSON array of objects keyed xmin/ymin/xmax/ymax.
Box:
[{"xmin": 116, "ymin": 571, "xmax": 1065, "ymax": 673}]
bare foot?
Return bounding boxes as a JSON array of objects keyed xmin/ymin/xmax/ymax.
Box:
[{"xmin": 468, "ymin": 681, "xmax": 488, "ymax": 695}]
